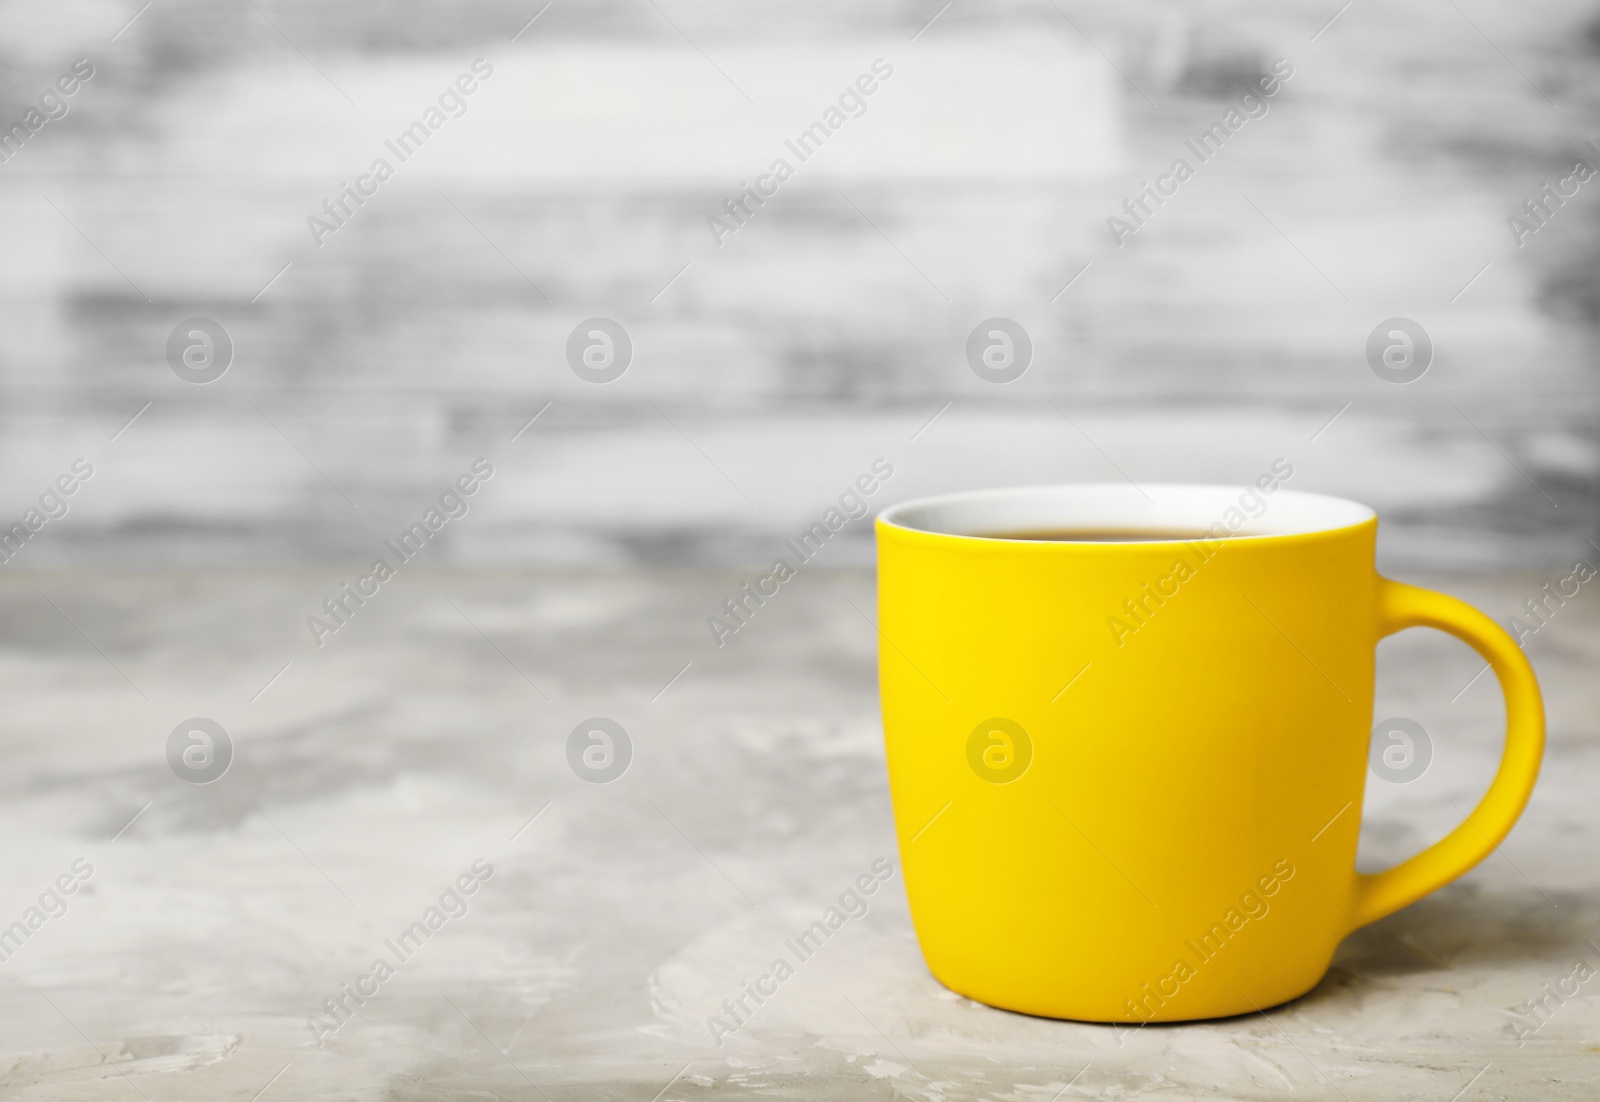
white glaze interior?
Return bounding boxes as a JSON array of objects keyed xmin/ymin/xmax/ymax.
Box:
[{"xmin": 879, "ymin": 483, "xmax": 1375, "ymax": 541}]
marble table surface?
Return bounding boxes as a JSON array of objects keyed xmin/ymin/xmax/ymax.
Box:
[{"xmin": 0, "ymin": 569, "xmax": 1594, "ymax": 1101}]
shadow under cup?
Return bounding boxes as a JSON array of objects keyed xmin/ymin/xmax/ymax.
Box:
[{"xmin": 872, "ymin": 483, "xmax": 1541, "ymax": 1023}]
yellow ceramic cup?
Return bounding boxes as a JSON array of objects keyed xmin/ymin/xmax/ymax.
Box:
[{"xmin": 875, "ymin": 484, "xmax": 1543, "ymax": 1022}]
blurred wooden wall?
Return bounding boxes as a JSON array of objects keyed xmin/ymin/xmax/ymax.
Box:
[{"xmin": 0, "ymin": 0, "xmax": 1595, "ymax": 571}]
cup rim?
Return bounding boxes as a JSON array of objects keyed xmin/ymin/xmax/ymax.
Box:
[{"xmin": 876, "ymin": 482, "xmax": 1376, "ymax": 544}]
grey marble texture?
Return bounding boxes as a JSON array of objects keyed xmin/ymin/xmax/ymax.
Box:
[{"xmin": 0, "ymin": 567, "xmax": 1593, "ymax": 1100}]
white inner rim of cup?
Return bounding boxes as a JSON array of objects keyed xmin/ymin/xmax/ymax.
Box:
[{"xmin": 878, "ymin": 483, "xmax": 1375, "ymax": 541}]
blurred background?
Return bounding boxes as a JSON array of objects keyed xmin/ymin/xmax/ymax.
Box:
[
  {"xmin": 2, "ymin": 0, "xmax": 1596, "ymax": 574},
  {"xmin": 4, "ymin": 4, "xmax": 1600, "ymax": 1097}
]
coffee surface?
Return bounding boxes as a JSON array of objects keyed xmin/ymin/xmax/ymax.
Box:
[{"xmin": 983, "ymin": 528, "xmax": 1229, "ymax": 542}]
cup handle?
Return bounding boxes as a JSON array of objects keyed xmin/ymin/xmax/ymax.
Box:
[{"xmin": 1346, "ymin": 578, "xmax": 1546, "ymax": 933}]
